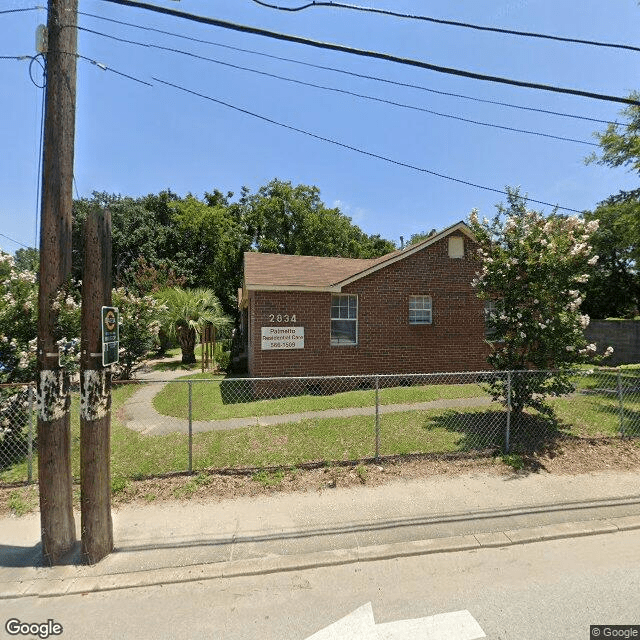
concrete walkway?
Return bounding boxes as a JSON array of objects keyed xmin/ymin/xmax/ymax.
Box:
[
  {"xmin": 121, "ymin": 361, "xmax": 496, "ymax": 436},
  {"xmin": 2, "ymin": 469, "xmax": 640, "ymax": 599},
  {"xmin": 123, "ymin": 387, "xmax": 495, "ymax": 436}
]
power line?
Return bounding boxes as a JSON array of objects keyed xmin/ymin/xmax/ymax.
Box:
[
  {"xmin": 0, "ymin": 7, "xmax": 40, "ymax": 15},
  {"xmin": 251, "ymin": 0, "xmax": 640, "ymax": 54},
  {"xmin": 78, "ymin": 26, "xmax": 595, "ymax": 147},
  {"xmin": 76, "ymin": 53, "xmax": 153, "ymax": 86},
  {"xmin": 152, "ymin": 75, "xmax": 583, "ymax": 214},
  {"xmin": 94, "ymin": 0, "xmax": 640, "ymax": 107},
  {"xmin": 77, "ymin": 10, "xmax": 619, "ymax": 126},
  {"xmin": 49, "ymin": 49, "xmax": 154, "ymax": 86},
  {"xmin": 0, "ymin": 232, "xmax": 30, "ymax": 249}
]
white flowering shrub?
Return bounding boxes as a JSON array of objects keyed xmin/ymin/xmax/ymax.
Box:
[
  {"xmin": 112, "ymin": 288, "xmax": 166, "ymax": 379},
  {"xmin": 0, "ymin": 251, "xmax": 39, "ymax": 383},
  {"xmin": 0, "ymin": 251, "xmax": 82, "ymax": 383},
  {"xmin": 468, "ymin": 189, "xmax": 611, "ymax": 416}
]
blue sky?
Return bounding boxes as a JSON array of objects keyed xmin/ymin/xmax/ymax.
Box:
[{"xmin": 1, "ymin": 0, "xmax": 639, "ymax": 254}]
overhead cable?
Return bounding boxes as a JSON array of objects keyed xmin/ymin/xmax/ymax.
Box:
[
  {"xmin": 152, "ymin": 75, "xmax": 583, "ymax": 214},
  {"xmin": 0, "ymin": 7, "xmax": 40, "ymax": 15},
  {"xmin": 94, "ymin": 0, "xmax": 640, "ymax": 107},
  {"xmin": 251, "ymin": 0, "xmax": 640, "ymax": 54},
  {"xmin": 0, "ymin": 232, "xmax": 30, "ymax": 249},
  {"xmin": 77, "ymin": 10, "xmax": 619, "ymax": 125},
  {"xmin": 77, "ymin": 27, "xmax": 595, "ymax": 146}
]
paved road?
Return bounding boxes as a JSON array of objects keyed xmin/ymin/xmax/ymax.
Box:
[{"xmin": 4, "ymin": 529, "xmax": 639, "ymax": 640}]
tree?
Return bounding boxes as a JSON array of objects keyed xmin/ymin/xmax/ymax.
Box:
[
  {"xmin": 157, "ymin": 287, "xmax": 232, "ymax": 364},
  {"xmin": 241, "ymin": 179, "xmax": 395, "ymax": 258},
  {"xmin": 170, "ymin": 195, "xmax": 249, "ymax": 318},
  {"xmin": 406, "ymin": 230, "xmax": 436, "ymax": 246},
  {"xmin": 581, "ymin": 195, "xmax": 640, "ymax": 318},
  {"xmin": 13, "ymin": 247, "xmax": 39, "ymax": 273},
  {"xmin": 586, "ymin": 91, "xmax": 640, "ymax": 175},
  {"xmin": 72, "ymin": 191, "xmax": 189, "ymax": 291},
  {"xmin": 468, "ymin": 188, "xmax": 609, "ymax": 417},
  {"xmin": 0, "ymin": 251, "xmax": 80, "ymax": 384},
  {"xmin": 582, "ymin": 91, "xmax": 640, "ymax": 318},
  {"xmin": 111, "ymin": 288, "xmax": 166, "ymax": 380}
]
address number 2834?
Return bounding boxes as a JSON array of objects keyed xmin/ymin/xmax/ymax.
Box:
[{"xmin": 268, "ymin": 314, "xmax": 296, "ymax": 323}]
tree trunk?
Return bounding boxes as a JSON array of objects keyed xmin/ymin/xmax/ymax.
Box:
[{"xmin": 178, "ymin": 327, "xmax": 197, "ymax": 364}]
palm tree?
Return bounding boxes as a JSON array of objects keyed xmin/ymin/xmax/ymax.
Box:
[{"xmin": 157, "ymin": 287, "xmax": 231, "ymax": 364}]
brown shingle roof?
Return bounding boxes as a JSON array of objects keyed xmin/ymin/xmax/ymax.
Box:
[
  {"xmin": 243, "ymin": 221, "xmax": 473, "ymax": 291},
  {"xmin": 244, "ymin": 252, "xmax": 378, "ymax": 288}
]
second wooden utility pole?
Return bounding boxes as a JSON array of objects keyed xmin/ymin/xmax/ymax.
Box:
[
  {"xmin": 80, "ymin": 209, "xmax": 114, "ymax": 564},
  {"xmin": 37, "ymin": 0, "xmax": 79, "ymax": 563}
]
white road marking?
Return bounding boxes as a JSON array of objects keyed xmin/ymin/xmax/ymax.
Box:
[
  {"xmin": 304, "ymin": 605, "xmax": 485, "ymax": 640},
  {"xmin": 304, "ymin": 602, "xmax": 378, "ymax": 640},
  {"xmin": 375, "ymin": 609, "xmax": 486, "ymax": 640}
]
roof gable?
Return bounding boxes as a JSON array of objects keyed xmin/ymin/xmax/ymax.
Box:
[{"xmin": 243, "ymin": 220, "xmax": 473, "ymax": 293}]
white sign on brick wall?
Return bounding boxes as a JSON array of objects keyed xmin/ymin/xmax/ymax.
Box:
[{"xmin": 261, "ymin": 326, "xmax": 304, "ymax": 350}]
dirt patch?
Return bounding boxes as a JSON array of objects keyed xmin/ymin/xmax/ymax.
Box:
[{"xmin": 2, "ymin": 437, "xmax": 640, "ymax": 517}]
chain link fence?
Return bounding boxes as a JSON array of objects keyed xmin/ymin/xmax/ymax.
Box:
[
  {"xmin": 0, "ymin": 383, "xmax": 36, "ymax": 483},
  {"xmin": 2, "ymin": 368, "xmax": 639, "ymax": 485}
]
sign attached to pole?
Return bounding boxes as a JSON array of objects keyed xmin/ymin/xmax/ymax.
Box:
[{"xmin": 101, "ymin": 306, "xmax": 119, "ymax": 366}]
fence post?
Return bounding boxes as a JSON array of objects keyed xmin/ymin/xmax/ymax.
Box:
[
  {"xmin": 617, "ymin": 369, "xmax": 625, "ymax": 438},
  {"xmin": 375, "ymin": 375, "xmax": 380, "ymax": 461},
  {"xmin": 27, "ymin": 384, "xmax": 34, "ymax": 483},
  {"xmin": 504, "ymin": 371, "xmax": 511, "ymax": 454},
  {"xmin": 188, "ymin": 380, "xmax": 193, "ymax": 472}
]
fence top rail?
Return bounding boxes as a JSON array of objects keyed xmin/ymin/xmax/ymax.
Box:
[
  {"xmin": 6, "ymin": 367, "xmax": 634, "ymax": 388},
  {"xmin": 132, "ymin": 370, "xmax": 505, "ymax": 385}
]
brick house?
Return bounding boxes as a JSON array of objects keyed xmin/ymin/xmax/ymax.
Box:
[{"xmin": 238, "ymin": 221, "xmax": 490, "ymax": 378}]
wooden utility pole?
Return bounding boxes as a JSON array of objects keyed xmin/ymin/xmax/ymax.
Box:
[
  {"xmin": 80, "ymin": 209, "xmax": 114, "ymax": 564},
  {"xmin": 36, "ymin": 0, "xmax": 79, "ymax": 563}
]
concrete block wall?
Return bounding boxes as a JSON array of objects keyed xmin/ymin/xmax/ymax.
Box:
[{"xmin": 585, "ymin": 320, "xmax": 640, "ymax": 365}]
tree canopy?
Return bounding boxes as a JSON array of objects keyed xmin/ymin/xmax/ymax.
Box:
[
  {"xmin": 71, "ymin": 179, "xmax": 396, "ymax": 320},
  {"xmin": 582, "ymin": 91, "xmax": 640, "ymax": 318}
]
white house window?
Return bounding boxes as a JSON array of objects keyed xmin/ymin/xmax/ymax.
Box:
[
  {"xmin": 448, "ymin": 236, "xmax": 464, "ymax": 258},
  {"xmin": 484, "ymin": 299, "xmax": 499, "ymax": 337},
  {"xmin": 409, "ymin": 295, "xmax": 432, "ymax": 324},
  {"xmin": 331, "ymin": 294, "xmax": 358, "ymax": 345}
]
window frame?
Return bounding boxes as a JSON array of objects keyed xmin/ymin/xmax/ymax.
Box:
[
  {"xmin": 409, "ymin": 295, "xmax": 433, "ymax": 325},
  {"xmin": 484, "ymin": 299, "xmax": 500, "ymax": 339},
  {"xmin": 330, "ymin": 294, "xmax": 358, "ymax": 346}
]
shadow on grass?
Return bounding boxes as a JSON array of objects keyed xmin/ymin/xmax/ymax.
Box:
[
  {"xmin": 588, "ymin": 401, "xmax": 640, "ymax": 437},
  {"xmin": 151, "ymin": 359, "xmax": 200, "ymax": 373},
  {"xmin": 424, "ymin": 409, "xmax": 571, "ymax": 472}
]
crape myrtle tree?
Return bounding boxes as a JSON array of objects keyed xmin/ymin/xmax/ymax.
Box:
[
  {"xmin": 0, "ymin": 250, "xmax": 80, "ymax": 466},
  {"xmin": 468, "ymin": 188, "xmax": 611, "ymax": 418}
]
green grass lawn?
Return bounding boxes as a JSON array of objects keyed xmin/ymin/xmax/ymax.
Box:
[
  {"xmin": 152, "ymin": 373, "xmax": 489, "ymax": 421},
  {"xmin": 3, "ymin": 374, "xmax": 638, "ymax": 486}
]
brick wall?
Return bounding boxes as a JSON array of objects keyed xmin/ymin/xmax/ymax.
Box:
[{"xmin": 247, "ymin": 234, "xmax": 490, "ymax": 377}]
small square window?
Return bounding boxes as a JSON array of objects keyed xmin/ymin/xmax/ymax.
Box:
[{"xmin": 409, "ymin": 295, "xmax": 432, "ymax": 324}]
